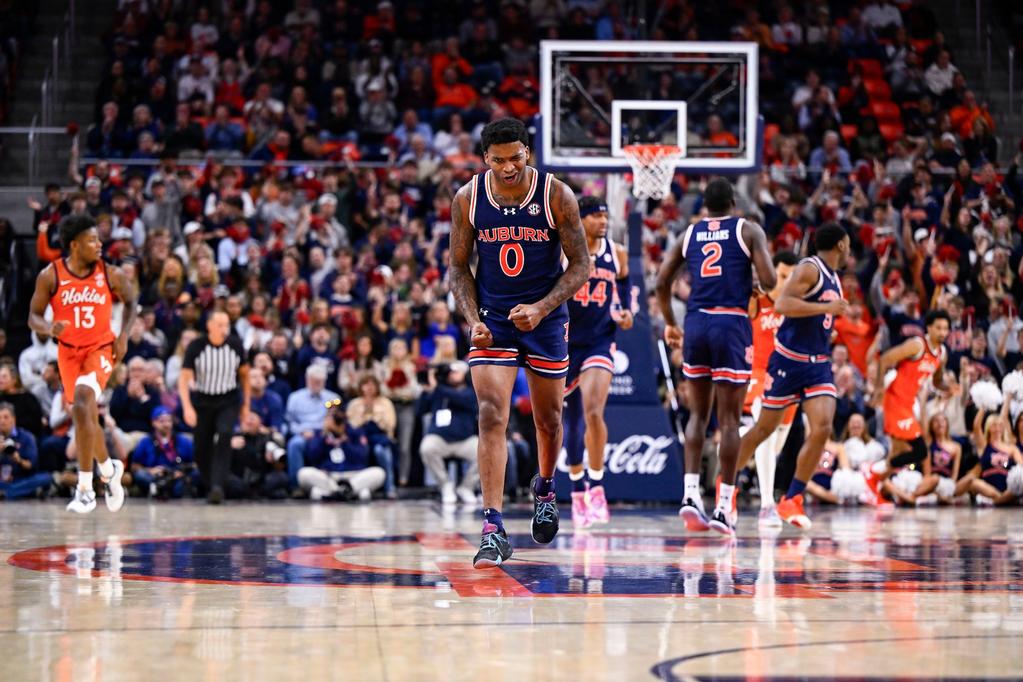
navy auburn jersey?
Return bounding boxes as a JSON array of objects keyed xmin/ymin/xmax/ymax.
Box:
[
  {"xmin": 566, "ymin": 236, "xmax": 619, "ymax": 345},
  {"xmin": 471, "ymin": 167, "xmax": 562, "ymax": 316},
  {"xmin": 682, "ymin": 215, "xmax": 753, "ymax": 313},
  {"xmin": 775, "ymin": 255, "xmax": 844, "ymax": 359}
]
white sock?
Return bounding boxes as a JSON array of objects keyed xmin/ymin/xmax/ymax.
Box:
[
  {"xmin": 569, "ymin": 470, "xmax": 585, "ymax": 483},
  {"xmin": 587, "ymin": 468, "xmax": 604, "ymax": 483},
  {"xmin": 755, "ymin": 436, "xmax": 777, "ymax": 509},
  {"xmin": 684, "ymin": 474, "xmax": 700, "ymax": 503},
  {"xmin": 97, "ymin": 458, "xmax": 114, "ymax": 480},
  {"xmin": 78, "ymin": 471, "xmax": 93, "ymax": 493},
  {"xmin": 717, "ymin": 483, "xmax": 735, "ymax": 514}
]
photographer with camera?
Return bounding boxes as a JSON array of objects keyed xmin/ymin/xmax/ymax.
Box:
[
  {"xmin": 226, "ymin": 411, "xmax": 290, "ymax": 499},
  {"xmin": 131, "ymin": 406, "xmax": 200, "ymax": 499},
  {"xmin": 296, "ymin": 401, "xmax": 385, "ymax": 501},
  {"xmin": 419, "ymin": 361, "xmax": 479, "ymax": 505},
  {"xmin": 0, "ymin": 402, "xmax": 52, "ymax": 500}
]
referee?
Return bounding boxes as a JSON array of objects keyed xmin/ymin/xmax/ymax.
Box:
[{"xmin": 178, "ymin": 310, "xmax": 250, "ymax": 504}]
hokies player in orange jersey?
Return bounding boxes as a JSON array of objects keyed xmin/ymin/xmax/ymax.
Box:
[
  {"xmin": 29, "ymin": 215, "xmax": 137, "ymax": 514},
  {"xmin": 740, "ymin": 251, "xmax": 798, "ymax": 530},
  {"xmin": 873, "ymin": 309, "xmax": 950, "ymax": 496}
]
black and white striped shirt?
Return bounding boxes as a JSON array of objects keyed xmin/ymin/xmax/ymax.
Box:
[{"xmin": 183, "ymin": 335, "xmax": 246, "ymax": 396}]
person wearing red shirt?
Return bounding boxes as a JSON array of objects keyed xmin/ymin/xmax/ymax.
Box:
[
  {"xmin": 434, "ymin": 67, "xmax": 478, "ymax": 110},
  {"xmin": 832, "ymin": 302, "xmax": 875, "ymax": 376}
]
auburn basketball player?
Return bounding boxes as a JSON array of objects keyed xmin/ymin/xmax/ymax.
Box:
[
  {"xmin": 656, "ymin": 178, "xmax": 776, "ymax": 536},
  {"xmin": 449, "ymin": 118, "xmax": 589, "ymax": 568},
  {"xmin": 28, "ymin": 215, "xmax": 137, "ymax": 514},
  {"xmin": 563, "ymin": 195, "xmax": 633, "ymax": 528},
  {"xmin": 737, "ymin": 223, "xmax": 850, "ymax": 530},
  {"xmin": 877, "ymin": 309, "xmax": 950, "ymax": 467},
  {"xmin": 742, "ymin": 250, "xmax": 798, "ymax": 529}
]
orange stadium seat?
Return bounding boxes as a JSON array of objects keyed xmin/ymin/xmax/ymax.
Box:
[
  {"xmin": 870, "ymin": 101, "xmax": 901, "ymax": 123},
  {"xmin": 851, "ymin": 59, "xmax": 883, "ymax": 79},
  {"xmin": 863, "ymin": 78, "xmax": 892, "ymax": 102},
  {"xmin": 879, "ymin": 122, "xmax": 905, "ymax": 143}
]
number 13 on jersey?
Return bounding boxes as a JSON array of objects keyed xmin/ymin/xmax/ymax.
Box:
[{"xmin": 73, "ymin": 306, "xmax": 96, "ymax": 328}]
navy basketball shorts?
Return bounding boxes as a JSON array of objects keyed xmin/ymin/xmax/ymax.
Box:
[
  {"xmin": 811, "ymin": 472, "xmax": 833, "ymax": 490},
  {"xmin": 760, "ymin": 352, "xmax": 837, "ymax": 410},
  {"xmin": 564, "ymin": 337, "xmax": 615, "ymax": 395},
  {"xmin": 468, "ymin": 305, "xmax": 570, "ymax": 379},
  {"xmin": 682, "ymin": 311, "xmax": 752, "ymax": 384}
]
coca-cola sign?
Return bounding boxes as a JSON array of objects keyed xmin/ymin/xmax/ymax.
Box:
[
  {"xmin": 557, "ymin": 434, "xmax": 673, "ymax": 475},
  {"xmin": 555, "ymin": 404, "xmax": 683, "ymax": 501}
]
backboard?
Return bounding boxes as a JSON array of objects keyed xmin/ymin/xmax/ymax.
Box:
[{"xmin": 538, "ymin": 40, "xmax": 760, "ymax": 174}]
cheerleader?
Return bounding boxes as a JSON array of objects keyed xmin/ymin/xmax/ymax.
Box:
[
  {"xmin": 806, "ymin": 440, "xmax": 867, "ymax": 505},
  {"xmin": 969, "ymin": 414, "xmax": 1023, "ymax": 506}
]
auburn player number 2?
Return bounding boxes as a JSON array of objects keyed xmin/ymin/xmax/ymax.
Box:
[{"xmin": 700, "ymin": 242, "xmax": 723, "ymax": 278}]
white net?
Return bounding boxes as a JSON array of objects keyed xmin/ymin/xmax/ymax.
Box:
[{"xmin": 622, "ymin": 144, "xmax": 683, "ymax": 200}]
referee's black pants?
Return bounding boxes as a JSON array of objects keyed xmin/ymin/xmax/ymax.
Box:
[{"xmin": 192, "ymin": 391, "xmax": 240, "ymax": 495}]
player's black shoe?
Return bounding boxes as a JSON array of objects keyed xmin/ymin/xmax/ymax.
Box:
[
  {"xmin": 473, "ymin": 524, "xmax": 513, "ymax": 568},
  {"xmin": 708, "ymin": 508, "xmax": 736, "ymax": 537},
  {"xmin": 530, "ymin": 475, "xmax": 560, "ymax": 544}
]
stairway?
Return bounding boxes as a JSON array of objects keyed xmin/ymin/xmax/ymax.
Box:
[
  {"xmin": 930, "ymin": 0, "xmax": 1021, "ymax": 160},
  {"xmin": 1, "ymin": 0, "xmax": 113, "ymax": 189}
]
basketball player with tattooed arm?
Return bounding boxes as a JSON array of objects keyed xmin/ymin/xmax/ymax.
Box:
[
  {"xmin": 29, "ymin": 215, "xmax": 138, "ymax": 514},
  {"xmin": 449, "ymin": 118, "xmax": 590, "ymax": 568}
]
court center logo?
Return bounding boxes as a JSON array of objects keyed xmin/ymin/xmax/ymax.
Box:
[{"xmin": 9, "ymin": 535, "xmax": 1020, "ymax": 597}]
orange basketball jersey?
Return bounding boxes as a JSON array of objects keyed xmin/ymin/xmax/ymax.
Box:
[
  {"xmin": 745, "ymin": 294, "xmax": 784, "ymax": 410},
  {"xmin": 884, "ymin": 337, "xmax": 945, "ymax": 411},
  {"xmin": 49, "ymin": 258, "xmax": 116, "ymax": 348}
]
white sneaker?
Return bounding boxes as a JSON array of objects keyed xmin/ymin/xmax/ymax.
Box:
[
  {"xmin": 758, "ymin": 506, "xmax": 783, "ymax": 530},
  {"xmin": 441, "ymin": 482, "xmax": 457, "ymax": 505},
  {"xmin": 456, "ymin": 486, "xmax": 477, "ymax": 504},
  {"xmin": 67, "ymin": 488, "xmax": 97, "ymax": 514},
  {"xmin": 103, "ymin": 460, "xmax": 126, "ymax": 512},
  {"xmin": 915, "ymin": 493, "xmax": 938, "ymax": 507}
]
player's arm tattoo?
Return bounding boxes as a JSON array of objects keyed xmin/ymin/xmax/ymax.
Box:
[
  {"xmin": 111, "ymin": 266, "xmax": 139, "ymax": 339},
  {"xmin": 655, "ymin": 236, "xmax": 687, "ymax": 327},
  {"xmin": 536, "ymin": 180, "xmax": 589, "ymax": 316},
  {"xmin": 448, "ymin": 184, "xmax": 481, "ymax": 326}
]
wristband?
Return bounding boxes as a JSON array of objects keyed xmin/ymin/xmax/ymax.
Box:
[{"xmin": 615, "ymin": 277, "xmax": 632, "ymax": 313}]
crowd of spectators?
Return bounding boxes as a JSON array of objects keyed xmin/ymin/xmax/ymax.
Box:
[{"xmin": 1, "ymin": 1, "xmax": 1021, "ymax": 505}]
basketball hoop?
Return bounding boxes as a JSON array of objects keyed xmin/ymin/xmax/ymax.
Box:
[{"xmin": 622, "ymin": 144, "xmax": 683, "ymax": 200}]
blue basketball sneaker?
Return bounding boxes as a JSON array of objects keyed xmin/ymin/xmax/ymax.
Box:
[{"xmin": 530, "ymin": 474, "xmax": 560, "ymax": 544}]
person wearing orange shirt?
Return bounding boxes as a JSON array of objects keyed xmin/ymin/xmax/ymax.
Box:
[
  {"xmin": 706, "ymin": 114, "xmax": 739, "ymax": 158},
  {"xmin": 949, "ymin": 90, "xmax": 994, "ymax": 139},
  {"xmin": 434, "ymin": 66, "xmax": 478, "ymax": 112},
  {"xmin": 832, "ymin": 301, "xmax": 875, "ymax": 376}
]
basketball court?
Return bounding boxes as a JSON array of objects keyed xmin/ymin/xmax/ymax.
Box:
[
  {"xmin": 5, "ymin": 35, "xmax": 1021, "ymax": 682},
  {"xmin": 3, "ymin": 502, "xmax": 1022, "ymax": 680}
]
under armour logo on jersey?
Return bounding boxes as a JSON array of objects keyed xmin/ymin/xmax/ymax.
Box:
[
  {"xmin": 479, "ymin": 308, "xmax": 489, "ymax": 317},
  {"xmin": 503, "ymin": 207, "xmax": 517, "ymax": 216}
]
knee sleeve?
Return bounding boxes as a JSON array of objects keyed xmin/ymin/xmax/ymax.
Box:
[
  {"xmin": 891, "ymin": 437, "xmax": 927, "ymax": 468},
  {"xmin": 563, "ymin": 389, "xmax": 585, "ymax": 466}
]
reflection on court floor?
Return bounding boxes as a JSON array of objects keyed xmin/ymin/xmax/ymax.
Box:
[{"xmin": 2, "ymin": 503, "xmax": 1022, "ymax": 681}]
